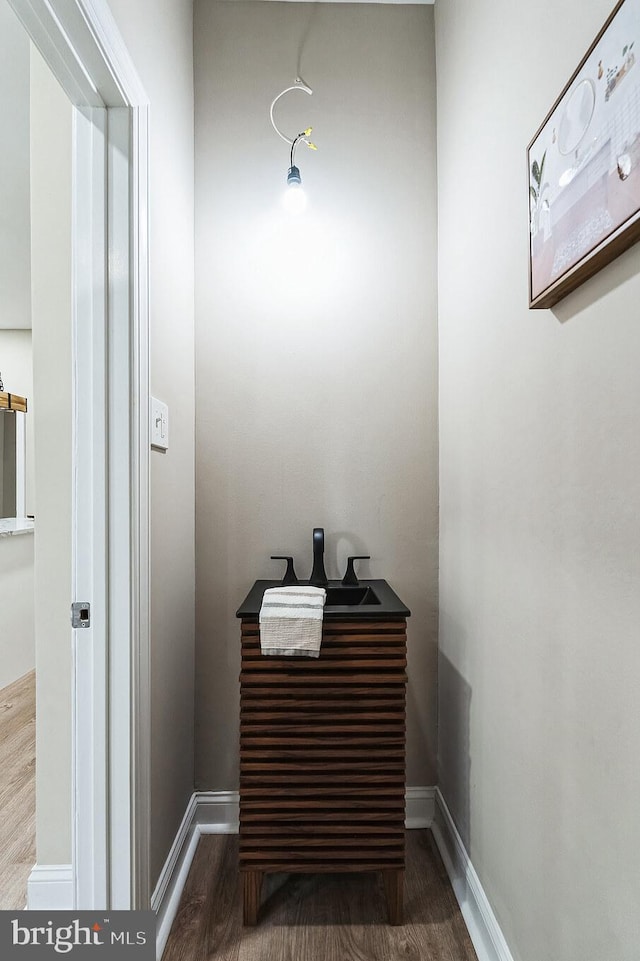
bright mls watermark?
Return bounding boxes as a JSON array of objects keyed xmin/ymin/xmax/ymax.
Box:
[{"xmin": 0, "ymin": 912, "xmax": 155, "ymax": 960}]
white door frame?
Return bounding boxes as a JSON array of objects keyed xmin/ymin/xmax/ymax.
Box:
[{"xmin": 8, "ymin": 0, "xmax": 151, "ymax": 909}]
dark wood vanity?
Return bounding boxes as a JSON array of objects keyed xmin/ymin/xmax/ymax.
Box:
[{"xmin": 237, "ymin": 580, "xmax": 410, "ymax": 926}]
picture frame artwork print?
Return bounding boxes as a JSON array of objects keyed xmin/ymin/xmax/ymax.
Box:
[{"xmin": 528, "ymin": 0, "xmax": 640, "ymax": 308}]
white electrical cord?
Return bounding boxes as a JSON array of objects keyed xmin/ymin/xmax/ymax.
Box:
[{"xmin": 269, "ymin": 78, "xmax": 313, "ymax": 146}]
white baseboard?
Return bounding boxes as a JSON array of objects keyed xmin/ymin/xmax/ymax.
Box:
[
  {"xmin": 151, "ymin": 794, "xmax": 198, "ymax": 915},
  {"xmin": 405, "ymin": 785, "xmax": 435, "ymax": 828},
  {"xmin": 432, "ymin": 789, "xmax": 514, "ymax": 961},
  {"xmin": 151, "ymin": 793, "xmax": 199, "ymax": 959},
  {"xmin": 190, "ymin": 788, "xmax": 434, "ymax": 833},
  {"xmin": 152, "ymin": 791, "xmax": 237, "ymax": 960},
  {"xmin": 27, "ymin": 864, "xmax": 74, "ymax": 910},
  {"xmin": 193, "ymin": 790, "xmax": 239, "ymax": 833},
  {"xmin": 153, "ymin": 786, "xmax": 434, "ymax": 959},
  {"xmin": 154, "ymin": 786, "xmax": 515, "ymax": 961}
]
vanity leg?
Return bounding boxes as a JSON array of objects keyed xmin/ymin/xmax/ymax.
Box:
[
  {"xmin": 383, "ymin": 869, "xmax": 404, "ymax": 925},
  {"xmin": 243, "ymin": 870, "xmax": 263, "ymax": 926}
]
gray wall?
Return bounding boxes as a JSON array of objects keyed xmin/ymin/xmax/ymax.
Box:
[
  {"xmin": 194, "ymin": 1, "xmax": 438, "ymax": 790},
  {"xmin": 435, "ymin": 1, "xmax": 640, "ymax": 960},
  {"xmin": 106, "ymin": 0, "xmax": 195, "ymax": 894}
]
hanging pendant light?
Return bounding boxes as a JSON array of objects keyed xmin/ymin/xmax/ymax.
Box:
[{"xmin": 270, "ymin": 80, "xmax": 318, "ymax": 214}]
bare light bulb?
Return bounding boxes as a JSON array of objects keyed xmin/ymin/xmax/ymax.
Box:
[
  {"xmin": 283, "ymin": 164, "xmax": 307, "ymax": 214},
  {"xmin": 283, "ymin": 183, "xmax": 307, "ymax": 214}
]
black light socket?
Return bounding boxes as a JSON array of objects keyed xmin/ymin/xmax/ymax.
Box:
[{"xmin": 287, "ymin": 165, "xmax": 302, "ymax": 187}]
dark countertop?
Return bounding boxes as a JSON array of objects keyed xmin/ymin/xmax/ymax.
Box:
[{"xmin": 236, "ymin": 579, "xmax": 411, "ymax": 619}]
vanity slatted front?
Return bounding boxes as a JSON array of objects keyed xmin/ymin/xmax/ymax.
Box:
[{"xmin": 238, "ymin": 616, "xmax": 407, "ymax": 925}]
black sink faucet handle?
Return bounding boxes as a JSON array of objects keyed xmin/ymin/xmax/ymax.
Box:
[
  {"xmin": 341, "ymin": 556, "xmax": 371, "ymax": 586},
  {"xmin": 271, "ymin": 556, "xmax": 299, "ymax": 586}
]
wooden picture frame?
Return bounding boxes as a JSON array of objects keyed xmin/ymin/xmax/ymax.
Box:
[{"xmin": 528, "ymin": 0, "xmax": 640, "ymax": 309}]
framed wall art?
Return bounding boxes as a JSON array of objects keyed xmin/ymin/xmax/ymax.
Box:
[{"xmin": 528, "ymin": 0, "xmax": 640, "ymax": 308}]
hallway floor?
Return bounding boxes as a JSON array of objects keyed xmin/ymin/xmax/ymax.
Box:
[
  {"xmin": 0, "ymin": 670, "xmax": 36, "ymax": 910},
  {"xmin": 163, "ymin": 830, "xmax": 478, "ymax": 961}
]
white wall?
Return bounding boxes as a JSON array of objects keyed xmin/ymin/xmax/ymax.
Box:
[
  {"xmin": 104, "ymin": 0, "xmax": 195, "ymax": 894},
  {"xmin": 0, "ymin": 0, "xmax": 31, "ymax": 330},
  {"xmin": 0, "ymin": 534, "xmax": 34, "ymax": 690},
  {"xmin": 435, "ymin": 2, "xmax": 640, "ymax": 960},
  {"xmin": 0, "ymin": 330, "xmax": 34, "ymax": 513},
  {"xmin": 0, "ymin": 2, "xmax": 36, "ymax": 699},
  {"xmin": 30, "ymin": 43, "xmax": 73, "ymax": 866},
  {"xmin": 194, "ymin": 1, "xmax": 438, "ymax": 790},
  {"xmin": 0, "ymin": 331, "xmax": 35, "ymax": 691}
]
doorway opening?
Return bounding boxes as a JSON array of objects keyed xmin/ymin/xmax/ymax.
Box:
[
  {"xmin": 0, "ymin": 0, "xmax": 151, "ymax": 911},
  {"xmin": 0, "ymin": 6, "xmax": 74, "ymax": 910}
]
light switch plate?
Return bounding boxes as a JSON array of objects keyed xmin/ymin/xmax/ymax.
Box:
[{"xmin": 151, "ymin": 397, "xmax": 169, "ymax": 451}]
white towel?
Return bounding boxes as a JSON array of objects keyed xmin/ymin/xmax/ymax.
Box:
[{"xmin": 259, "ymin": 586, "xmax": 326, "ymax": 657}]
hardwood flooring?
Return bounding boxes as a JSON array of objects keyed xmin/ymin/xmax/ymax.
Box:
[
  {"xmin": 0, "ymin": 670, "xmax": 36, "ymax": 910},
  {"xmin": 162, "ymin": 830, "xmax": 478, "ymax": 961}
]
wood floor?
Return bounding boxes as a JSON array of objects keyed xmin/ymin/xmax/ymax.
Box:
[
  {"xmin": 0, "ymin": 670, "xmax": 36, "ymax": 910},
  {"xmin": 162, "ymin": 830, "xmax": 478, "ymax": 961}
]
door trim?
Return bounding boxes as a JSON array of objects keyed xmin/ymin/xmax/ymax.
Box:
[{"xmin": 8, "ymin": 0, "xmax": 150, "ymax": 909}]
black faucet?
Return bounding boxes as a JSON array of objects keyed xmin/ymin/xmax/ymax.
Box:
[
  {"xmin": 271, "ymin": 555, "xmax": 299, "ymax": 586},
  {"xmin": 341, "ymin": 555, "xmax": 370, "ymax": 586},
  {"xmin": 309, "ymin": 527, "xmax": 328, "ymax": 587}
]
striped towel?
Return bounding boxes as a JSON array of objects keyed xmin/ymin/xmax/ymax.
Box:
[{"xmin": 259, "ymin": 586, "xmax": 327, "ymax": 657}]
